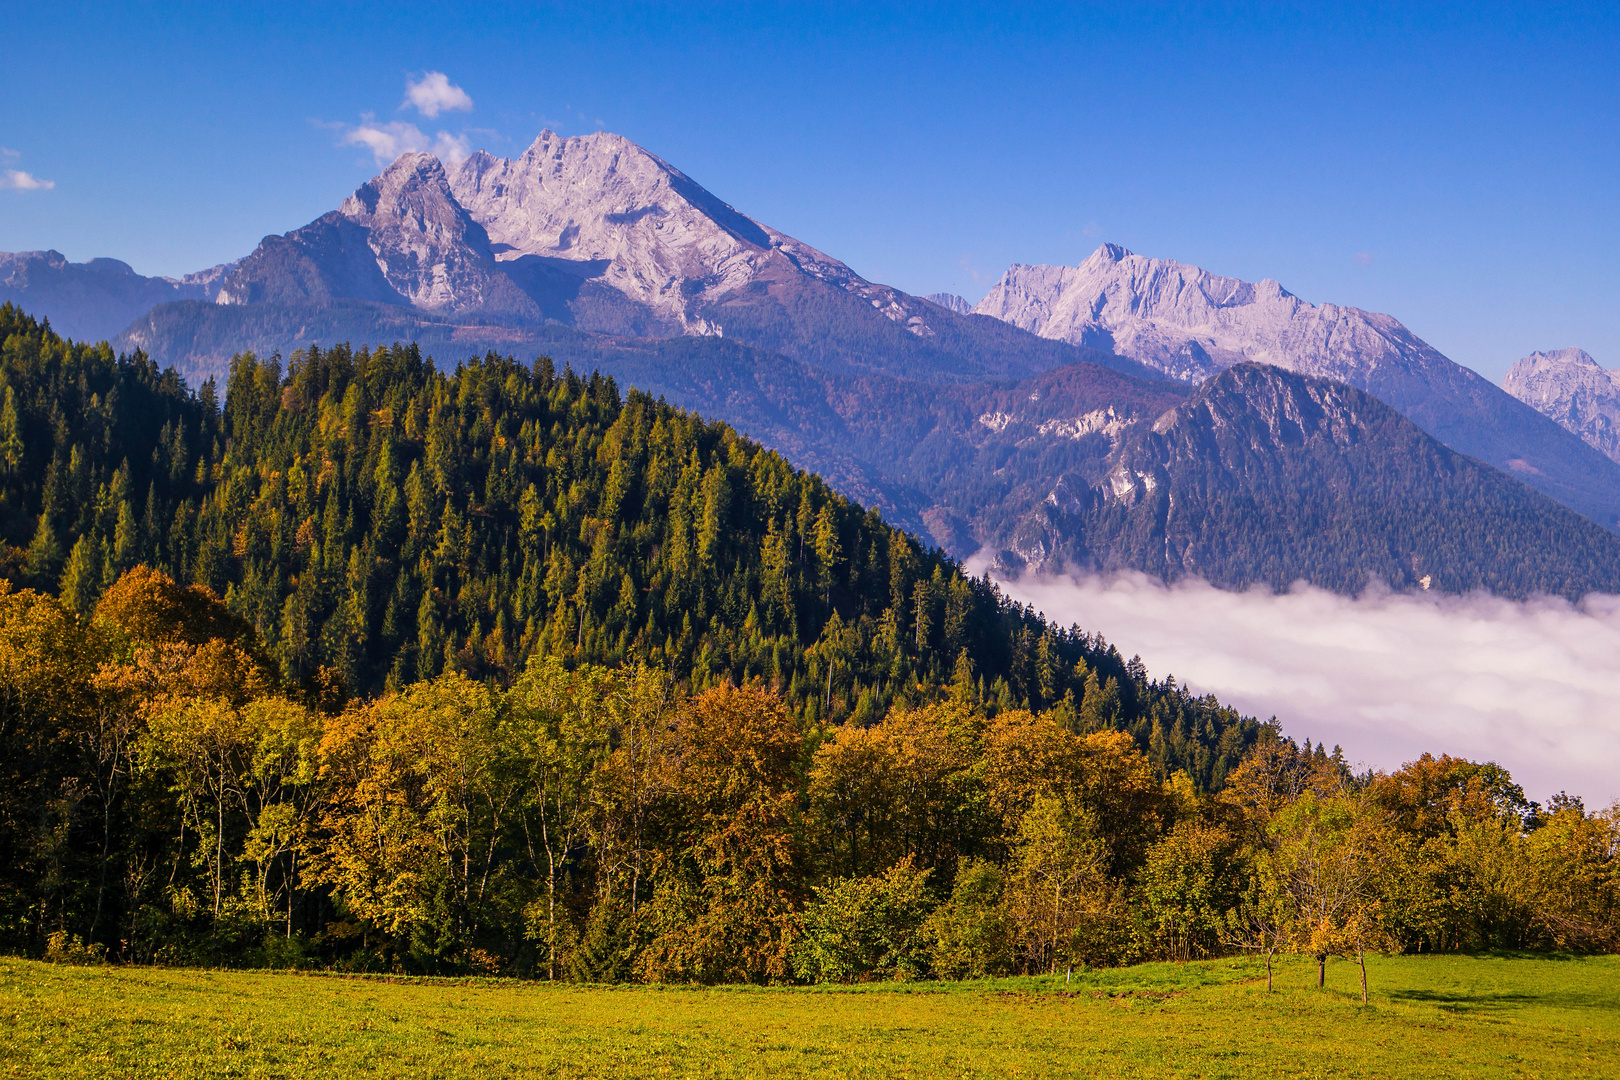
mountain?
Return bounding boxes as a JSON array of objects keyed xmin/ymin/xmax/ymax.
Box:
[
  {"xmin": 1001, "ymin": 364, "xmax": 1620, "ymax": 599},
  {"xmin": 975, "ymin": 244, "xmax": 1620, "ymax": 531},
  {"xmin": 924, "ymin": 292, "xmax": 973, "ymax": 314},
  {"xmin": 114, "ymin": 131, "xmax": 1149, "ymax": 387},
  {"xmin": 211, "ymin": 153, "xmax": 524, "ymax": 314},
  {"xmin": 0, "ymin": 250, "xmax": 231, "ymax": 344},
  {"xmin": 1503, "ymin": 348, "xmax": 1620, "ymax": 465}
]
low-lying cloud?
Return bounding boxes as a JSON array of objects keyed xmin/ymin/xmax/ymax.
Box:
[{"xmin": 988, "ymin": 568, "xmax": 1620, "ymax": 808}]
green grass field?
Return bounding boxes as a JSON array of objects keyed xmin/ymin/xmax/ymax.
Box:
[{"xmin": 2, "ymin": 953, "xmax": 1616, "ymax": 1078}]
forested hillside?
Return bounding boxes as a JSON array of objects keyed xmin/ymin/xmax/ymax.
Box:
[
  {"xmin": 0, "ymin": 302, "xmax": 1252, "ymax": 781},
  {"xmin": 2, "ymin": 302, "xmax": 1616, "ymax": 982},
  {"xmin": 1016, "ymin": 365, "xmax": 1620, "ymax": 598}
]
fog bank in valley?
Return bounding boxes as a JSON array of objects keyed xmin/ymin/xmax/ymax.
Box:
[{"xmin": 986, "ymin": 567, "xmax": 1620, "ymax": 809}]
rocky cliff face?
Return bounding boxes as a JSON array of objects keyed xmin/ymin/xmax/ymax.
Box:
[
  {"xmin": 214, "ymin": 153, "xmax": 541, "ymax": 318},
  {"xmin": 1503, "ymin": 348, "xmax": 1620, "ymax": 465},
  {"xmin": 973, "ymin": 243, "xmax": 1620, "ymax": 531},
  {"xmin": 924, "ymin": 292, "xmax": 973, "ymax": 314}
]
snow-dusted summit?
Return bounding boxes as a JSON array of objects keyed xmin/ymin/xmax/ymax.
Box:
[{"xmin": 1504, "ymin": 348, "xmax": 1620, "ymax": 465}]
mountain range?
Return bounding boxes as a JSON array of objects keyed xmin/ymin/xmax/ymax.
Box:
[
  {"xmin": 5, "ymin": 128, "xmax": 1620, "ymax": 598},
  {"xmin": 973, "ymin": 244, "xmax": 1620, "ymax": 531}
]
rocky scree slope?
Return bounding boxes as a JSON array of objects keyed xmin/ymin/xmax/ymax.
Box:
[
  {"xmin": 1000, "ymin": 363, "xmax": 1620, "ymax": 599},
  {"xmin": 974, "ymin": 243, "xmax": 1620, "ymax": 532},
  {"xmin": 1504, "ymin": 348, "xmax": 1620, "ymax": 466}
]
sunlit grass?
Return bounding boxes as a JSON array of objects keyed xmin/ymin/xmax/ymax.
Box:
[{"xmin": 2, "ymin": 952, "xmax": 1615, "ymax": 1078}]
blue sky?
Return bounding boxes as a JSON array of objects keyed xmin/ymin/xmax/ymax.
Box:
[{"xmin": 3, "ymin": 1, "xmax": 1616, "ymax": 381}]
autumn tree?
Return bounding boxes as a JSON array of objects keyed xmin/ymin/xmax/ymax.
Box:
[{"xmin": 639, "ymin": 684, "xmax": 803, "ymax": 984}]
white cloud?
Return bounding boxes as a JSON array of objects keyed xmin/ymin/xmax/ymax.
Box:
[
  {"xmin": 0, "ymin": 169, "xmax": 53, "ymax": 191},
  {"xmin": 403, "ymin": 71, "xmax": 473, "ymax": 118},
  {"xmin": 983, "ymin": 565, "xmax": 1620, "ymax": 808},
  {"xmin": 0, "ymin": 147, "xmax": 19, "ymax": 159},
  {"xmin": 340, "ymin": 117, "xmax": 471, "ymax": 167}
]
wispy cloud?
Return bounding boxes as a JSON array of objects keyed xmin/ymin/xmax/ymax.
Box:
[
  {"xmin": 328, "ymin": 72, "xmax": 479, "ymax": 167},
  {"xmin": 403, "ymin": 71, "xmax": 473, "ymax": 118},
  {"xmin": 0, "ymin": 169, "xmax": 53, "ymax": 191},
  {"xmin": 1353, "ymin": 251, "xmax": 1375, "ymax": 266},
  {"xmin": 0, "ymin": 147, "xmax": 19, "ymax": 160},
  {"xmin": 338, "ymin": 115, "xmax": 472, "ymax": 167},
  {"xmin": 984, "ymin": 566, "xmax": 1620, "ymax": 808}
]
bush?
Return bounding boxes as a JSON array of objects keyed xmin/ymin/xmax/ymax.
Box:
[{"xmin": 793, "ymin": 858, "xmax": 934, "ymax": 982}]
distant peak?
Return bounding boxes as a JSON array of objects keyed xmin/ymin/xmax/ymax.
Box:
[
  {"xmin": 924, "ymin": 292, "xmax": 973, "ymax": 315},
  {"xmin": 1524, "ymin": 347, "xmax": 1601, "ymax": 370},
  {"xmin": 383, "ymin": 151, "xmax": 446, "ymax": 177},
  {"xmin": 1090, "ymin": 242, "xmax": 1132, "ymax": 263}
]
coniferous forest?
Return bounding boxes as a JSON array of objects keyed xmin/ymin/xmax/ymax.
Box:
[{"xmin": 1, "ymin": 302, "xmax": 1616, "ymax": 984}]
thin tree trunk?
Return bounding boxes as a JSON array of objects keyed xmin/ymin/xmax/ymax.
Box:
[
  {"xmin": 542, "ymin": 802, "xmax": 557, "ymax": 981},
  {"xmin": 215, "ymin": 794, "xmax": 225, "ymax": 922},
  {"xmin": 1358, "ymin": 947, "xmax": 1368, "ymax": 1004},
  {"xmin": 1317, "ymin": 954, "xmax": 1326, "ymax": 988},
  {"xmin": 287, "ymin": 850, "xmax": 296, "ymax": 939},
  {"xmin": 92, "ymin": 796, "xmax": 113, "ymax": 936},
  {"xmin": 1265, "ymin": 947, "xmax": 1273, "ymax": 992}
]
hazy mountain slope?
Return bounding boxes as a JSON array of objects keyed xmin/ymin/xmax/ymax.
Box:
[
  {"xmin": 0, "ymin": 250, "xmax": 223, "ymax": 343},
  {"xmin": 1504, "ymin": 348, "xmax": 1620, "ymax": 465},
  {"xmin": 1006, "ymin": 364, "xmax": 1620, "ymax": 599},
  {"xmin": 975, "ymin": 244, "xmax": 1620, "ymax": 531}
]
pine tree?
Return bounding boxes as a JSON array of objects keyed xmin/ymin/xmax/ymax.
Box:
[
  {"xmin": 25, "ymin": 513, "xmax": 62, "ymax": 588},
  {"xmin": 0, "ymin": 386, "xmax": 22, "ymax": 475},
  {"xmin": 59, "ymin": 533, "xmax": 107, "ymax": 614}
]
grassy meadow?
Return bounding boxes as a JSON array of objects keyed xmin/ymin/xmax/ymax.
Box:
[{"xmin": 2, "ymin": 953, "xmax": 1616, "ymax": 1079}]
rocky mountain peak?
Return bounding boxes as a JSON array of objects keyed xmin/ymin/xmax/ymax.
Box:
[
  {"xmin": 210, "ymin": 148, "xmax": 537, "ymax": 318},
  {"xmin": 1504, "ymin": 347, "xmax": 1620, "ymax": 464},
  {"xmin": 975, "ymin": 244, "xmax": 1320, "ymax": 381},
  {"xmin": 339, "ymin": 150, "xmax": 449, "ymax": 219},
  {"xmin": 448, "ymin": 130, "xmax": 776, "ymax": 331},
  {"xmin": 973, "ymin": 245, "xmax": 1620, "ymax": 531}
]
